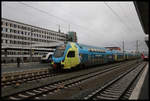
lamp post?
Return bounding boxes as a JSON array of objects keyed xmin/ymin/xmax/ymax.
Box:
[
  {"xmin": 30, "ymin": 30, "xmax": 33, "ymax": 62},
  {"xmin": 22, "ymin": 30, "xmax": 24, "ymax": 64},
  {"xmin": 122, "ymin": 41, "xmax": 125, "ymax": 59}
]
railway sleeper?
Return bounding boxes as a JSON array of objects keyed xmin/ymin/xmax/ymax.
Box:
[
  {"xmin": 99, "ymin": 92, "xmax": 120, "ymax": 98},
  {"xmin": 105, "ymin": 89, "xmax": 122, "ymax": 93},
  {"xmin": 95, "ymin": 95, "xmax": 117, "ymax": 100},
  {"xmin": 44, "ymin": 87, "xmax": 53, "ymax": 90},
  {"xmin": 18, "ymin": 94, "xmax": 29, "ymax": 98},
  {"xmin": 38, "ymin": 88, "xmax": 48, "ymax": 91},
  {"xmin": 25, "ymin": 91, "xmax": 36, "ymax": 95},
  {"xmin": 9, "ymin": 96, "xmax": 21, "ymax": 100},
  {"xmin": 102, "ymin": 90, "xmax": 122, "ymax": 95}
]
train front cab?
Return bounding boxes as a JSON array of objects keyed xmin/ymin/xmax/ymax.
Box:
[
  {"xmin": 61, "ymin": 43, "xmax": 80, "ymax": 69},
  {"xmin": 52, "ymin": 42, "xmax": 80, "ymax": 70}
]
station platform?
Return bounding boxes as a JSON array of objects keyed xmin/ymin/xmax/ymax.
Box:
[
  {"xmin": 1, "ymin": 62, "xmax": 52, "ymax": 73},
  {"xmin": 129, "ymin": 62, "xmax": 149, "ymax": 100}
]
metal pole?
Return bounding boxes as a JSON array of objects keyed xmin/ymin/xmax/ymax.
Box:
[
  {"xmin": 30, "ymin": 30, "xmax": 32, "ymax": 62},
  {"xmin": 136, "ymin": 40, "xmax": 139, "ymax": 62},
  {"xmin": 58, "ymin": 25, "xmax": 60, "ymax": 33},
  {"xmin": 68, "ymin": 24, "xmax": 70, "ymax": 32},
  {"xmin": 123, "ymin": 40, "xmax": 124, "ymax": 58},
  {"xmin": 22, "ymin": 31, "xmax": 23, "ymax": 64},
  {"xmin": 136, "ymin": 40, "xmax": 138, "ymax": 53}
]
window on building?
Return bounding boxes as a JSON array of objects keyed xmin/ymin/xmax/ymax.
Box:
[
  {"xmin": 2, "ymin": 28, "xmax": 5, "ymax": 32},
  {"xmin": 10, "ymin": 40, "xmax": 13, "ymax": 44},
  {"xmin": 9, "ymin": 35, "xmax": 11, "ymax": 38},
  {"xmin": 6, "ymin": 40, "xmax": 7, "ymax": 43},
  {"xmin": 2, "ymin": 33, "xmax": 4, "ymax": 37},
  {"xmin": 14, "ymin": 24, "xmax": 17, "ymax": 28},
  {"xmin": 2, "ymin": 21, "xmax": 4, "ymax": 25},
  {"xmin": 5, "ymin": 28, "xmax": 8, "ymax": 32},
  {"xmin": 6, "ymin": 22, "xmax": 8, "ymax": 26},
  {"xmin": 3, "ymin": 39, "xmax": 5, "ymax": 43},
  {"xmin": 14, "ymin": 30, "xmax": 16, "ymax": 33},
  {"xmin": 10, "ymin": 29, "xmax": 12, "ymax": 33},
  {"xmin": 7, "ymin": 29, "xmax": 10, "ymax": 33},
  {"xmin": 22, "ymin": 26, "xmax": 24, "ymax": 30},
  {"xmin": 10, "ymin": 23, "xmax": 12, "ymax": 27},
  {"xmin": 6, "ymin": 34, "xmax": 8, "ymax": 38},
  {"xmin": 28, "ymin": 27, "xmax": 30, "ymax": 31},
  {"xmin": 17, "ymin": 30, "xmax": 19, "ymax": 34}
]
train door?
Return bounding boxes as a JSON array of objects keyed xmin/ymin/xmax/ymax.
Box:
[
  {"xmin": 64, "ymin": 43, "xmax": 80, "ymax": 69},
  {"xmin": 65, "ymin": 50, "xmax": 76, "ymax": 69},
  {"xmin": 114, "ymin": 54, "xmax": 117, "ymax": 61}
]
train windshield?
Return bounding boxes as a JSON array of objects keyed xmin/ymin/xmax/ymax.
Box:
[{"xmin": 53, "ymin": 44, "xmax": 66, "ymax": 58}]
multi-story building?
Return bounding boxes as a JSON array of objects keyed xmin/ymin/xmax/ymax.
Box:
[
  {"xmin": 1, "ymin": 18, "xmax": 68, "ymax": 63},
  {"xmin": 68, "ymin": 31, "xmax": 77, "ymax": 42}
]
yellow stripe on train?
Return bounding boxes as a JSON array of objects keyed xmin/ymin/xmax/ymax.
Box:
[{"xmin": 61, "ymin": 43, "xmax": 80, "ymax": 69}]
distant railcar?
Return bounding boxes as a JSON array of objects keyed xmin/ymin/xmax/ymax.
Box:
[
  {"xmin": 141, "ymin": 52, "xmax": 149, "ymax": 61},
  {"xmin": 41, "ymin": 52, "xmax": 53, "ymax": 63}
]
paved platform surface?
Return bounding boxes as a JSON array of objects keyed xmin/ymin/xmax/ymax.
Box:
[
  {"xmin": 130, "ymin": 62, "xmax": 149, "ymax": 100},
  {"xmin": 138, "ymin": 67, "xmax": 149, "ymax": 100},
  {"xmin": 1, "ymin": 62, "xmax": 52, "ymax": 73}
]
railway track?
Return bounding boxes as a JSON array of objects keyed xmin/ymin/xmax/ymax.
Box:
[
  {"xmin": 1, "ymin": 68, "xmax": 60, "ymax": 87},
  {"xmin": 83, "ymin": 62, "xmax": 147, "ymax": 100},
  {"xmin": 2, "ymin": 60, "xmax": 141, "ymax": 100},
  {"xmin": 1, "ymin": 60, "xmax": 138, "ymax": 87}
]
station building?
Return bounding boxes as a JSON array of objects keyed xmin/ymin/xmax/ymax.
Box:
[
  {"xmin": 1, "ymin": 18, "xmax": 71, "ymax": 63},
  {"xmin": 68, "ymin": 31, "xmax": 77, "ymax": 42}
]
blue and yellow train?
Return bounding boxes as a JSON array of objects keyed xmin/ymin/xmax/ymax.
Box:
[{"xmin": 51, "ymin": 42, "xmax": 140, "ymax": 70}]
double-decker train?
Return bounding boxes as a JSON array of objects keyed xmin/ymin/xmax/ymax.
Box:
[{"xmin": 51, "ymin": 42, "xmax": 140, "ymax": 70}]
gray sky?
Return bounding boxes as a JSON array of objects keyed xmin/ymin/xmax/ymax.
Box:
[{"xmin": 2, "ymin": 1, "xmax": 148, "ymax": 52}]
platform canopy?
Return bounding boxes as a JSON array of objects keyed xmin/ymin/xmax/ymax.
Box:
[
  {"xmin": 134, "ymin": 1, "xmax": 149, "ymax": 47},
  {"xmin": 32, "ymin": 41, "xmax": 64, "ymax": 48}
]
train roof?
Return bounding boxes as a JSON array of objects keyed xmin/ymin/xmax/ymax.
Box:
[{"xmin": 77, "ymin": 43, "xmax": 107, "ymax": 50}]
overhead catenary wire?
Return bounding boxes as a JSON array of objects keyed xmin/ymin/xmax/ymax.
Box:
[
  {"xmin": 3, "ymin": 2, "xmax": 146, "ymax": 49},
  {"xmin": 18, "ymin": 2, "xmax": 104, "ymax": 42},
  {"xmin": 118, "ymin": 2, "xmax": 137, "ymax": 33},
  {"xmin": 128, "ymin": 2, "xmax": 144, "ymax": 31},
  {"xmin": 19, "ymin": 2, "xmax": 97, "ymax": 34},
  {"xmin": 18, "ymin": 2, "xmax": 128, "ymax": 42},
  {"xmin": 17, "ymin": 2, "xmax": 100, "ymax": 43},
  {"xmin": 104, "ymin": 2, "xmax": 134, "ymax": 34}
]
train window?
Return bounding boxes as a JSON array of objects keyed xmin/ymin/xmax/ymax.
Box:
[{"xmin": 67, "ymin": 51, "xmax": 75, "ymax": 57}]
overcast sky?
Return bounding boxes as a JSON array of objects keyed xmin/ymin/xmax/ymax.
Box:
[{"xmin": 2, "ymin": 1, "xmax": 148, "ymax": 52}]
